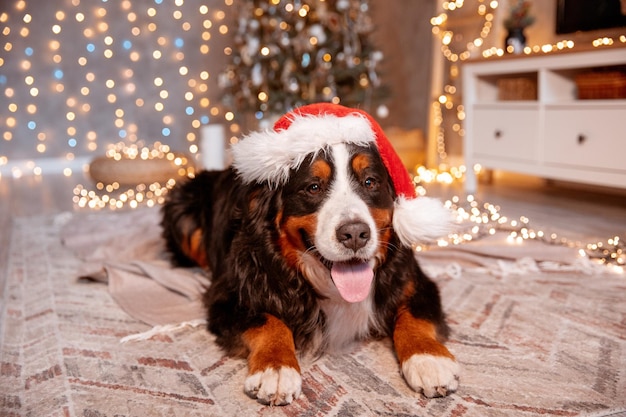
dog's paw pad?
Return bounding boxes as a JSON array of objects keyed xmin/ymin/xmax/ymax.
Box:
[
  {"xmin": 244, "ymin": 366, "xmax": 302, "ymax": 406},
  {"xmin": 402, "ymin": 354, "xmax": 460, "ymax": 398}
]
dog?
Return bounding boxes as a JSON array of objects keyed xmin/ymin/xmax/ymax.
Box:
[{"xmin": 161, "ymin": 103, "xmax": 460, "ymax": 405}]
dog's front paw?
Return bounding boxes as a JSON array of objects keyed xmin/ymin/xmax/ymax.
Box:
[
  {"xmin": 244, "ymin": 366, "xmax": 302, "ymax": 406},
  {"xmin": 401, "ymin": 354, "xmax": 460, "ymax": 398}
]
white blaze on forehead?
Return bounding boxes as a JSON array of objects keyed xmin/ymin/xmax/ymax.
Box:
[{"xmin": 314, "ymin": 144, "xmax": 378, "ymax": 262}]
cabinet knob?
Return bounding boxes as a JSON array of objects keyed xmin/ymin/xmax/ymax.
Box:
[
  {"xmin": 577, "ymin": 134, "xmax": 586, "ymax": 144},
  {"xmin": 494, "ymin": 130, "xmax": 502, "ymax": 139}
]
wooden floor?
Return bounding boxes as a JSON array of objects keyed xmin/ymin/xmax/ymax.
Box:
[{"xmin": 1, "ymin": 170, "xmax": 625, "ymax": 298}]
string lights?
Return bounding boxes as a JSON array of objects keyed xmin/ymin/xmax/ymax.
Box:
[
  {"xmin": 1, "ymin": 1, "xmax": 623, "ymax": 271},
  {"xmin": 429, "ymin": 1, "xmax": 626, "ymax": 165},
  {"xmin": 218, "ymin": 0, "xmax": 388, "ymax": 122},
  {"xmin": 0, "ymin": 0, "xmax": 238, "ymax": 177},
  {"xmin": 413, "ymin": 191, "xmax": 625, "ymax": 271},
  {"xmin": 72, "ymin": 141, "xmax": 195, "ymax": 210},
  {"xmin": 431, "ymin": 0, "xmax": 499, "ymax": 64},
  {"xmin": 430, "ymin": 0, "xmax": 499, "ymax": 163},
  {"xmin": 410, "ymin": 166, "xmax": 624, "ymax": 271},
  {"xmin": 72, "ymin": 179, "xmax": 175, "ymax": 210},
  {"xmin": 482, "ymin": 34, "xmax": 626, "ymax": 58},
  {"xmin": 425, "ymin": 0, "xmax": 625, "ymax": 271}
]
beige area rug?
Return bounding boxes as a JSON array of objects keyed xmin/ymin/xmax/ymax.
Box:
[{"xmin": 1, "ymin": 208, "xmax": 625, "ymax": 417}]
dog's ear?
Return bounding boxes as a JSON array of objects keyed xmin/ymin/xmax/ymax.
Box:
[{"xmin": 244, "ymin": 183, "xmax": 280, "ymax": 228}]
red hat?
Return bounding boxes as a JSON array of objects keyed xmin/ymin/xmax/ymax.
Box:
[
  {"xmin": 274, "ymin": 103, "xmax": 416, "ymax": 200},
  {"xmin": 231, "ymin": 103, "xmax": 452, "ymax": 246}
]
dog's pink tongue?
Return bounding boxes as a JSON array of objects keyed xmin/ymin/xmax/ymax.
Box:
[{"xmin": 330, "ymin": 261, "xmax": 374, "ymax": 303}]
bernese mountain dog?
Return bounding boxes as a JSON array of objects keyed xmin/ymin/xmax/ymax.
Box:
[{"xmin": 161, "ymin": 103, "xmax": 460, "ymax": 405}]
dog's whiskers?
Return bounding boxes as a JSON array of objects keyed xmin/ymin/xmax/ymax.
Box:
[
  {"xmin": 303, "ymin": 245, "xmax": 319, "ymax": 257},
  {"xmin": 376, "ymin": 227, "xmax": 400, "ymax": 252}
]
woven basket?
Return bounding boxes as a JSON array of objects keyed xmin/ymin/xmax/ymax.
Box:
[
  {"xmin": 575, "ymin": 71, "xmax": 626, "ymax": 99},
  {"xmin": 497, "ymin": 77, "xmax": 537, "ymax": 101}
]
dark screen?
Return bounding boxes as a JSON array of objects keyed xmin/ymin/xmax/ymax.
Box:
[{"xmin": 556, "ymin": 0, "xmax": 626, "ymax": 34}]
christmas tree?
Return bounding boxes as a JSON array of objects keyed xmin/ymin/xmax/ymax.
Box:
[{"xmin": 219, "ymin": 0, "xmax": 388, "ymax": 123}]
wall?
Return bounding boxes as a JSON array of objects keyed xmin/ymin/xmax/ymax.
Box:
[
  {"xmin": 494, "ymin": 0, "xmax": 557, "ymax": 49},
  {"xmin": 522, "ymin": 0, "xmax": 556, "ymax": 46},
  {"xmin": 369, "ymin": 0, "xmax": 436, "ymax": 132}
]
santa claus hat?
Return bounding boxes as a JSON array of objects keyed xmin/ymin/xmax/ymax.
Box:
[{"xmin": 231, "ymin": 102, "xmax": 452, "ymax": 247}]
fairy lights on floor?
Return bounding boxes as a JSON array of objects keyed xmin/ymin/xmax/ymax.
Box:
[
  {"xmin": 72, "ymin": 141, "xmax": 194, "ymax": 210},
  {"xmin": 413, "ymin": 164, "xmax": 470, "ymax": 196},
  {"xmin": 437, "ymin": 194, "xmax": 625, "ymax": 270},
  {"xmin": 73, "ymin": 179, "xmax": 175, "ymax": 210},
  {"xmin": 410, "ymin": 165, "xmax": 625, "ymax": 271}
]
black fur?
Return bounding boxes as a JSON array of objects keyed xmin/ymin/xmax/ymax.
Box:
[
  {"xmin": 161, "ymin": 151, "xmax": 449, "ymax": 357},
  {"xmin": 162, "ymin": 168, "xmax": 325, "ymax": 354}
]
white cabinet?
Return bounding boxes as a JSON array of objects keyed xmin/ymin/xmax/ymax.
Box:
[
  {"xmin": 462, "ymin": 46, "xmax": 626, "ymax": 193},
  {"xmin": 543, "ymin": 105, "xmax": 625, "ymax": 172},
  {"xmin": 473, "ymin": 105, "xmax": 539, "ymax": 161}
]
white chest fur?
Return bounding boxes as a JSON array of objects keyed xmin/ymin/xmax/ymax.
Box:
[
  {"xmin": 320, "ymin": 294, "xmax": 379, "ymax": 352},
  {"xmin": 300, "ymin": 255, "xmax": 381, "ymax": 352}
]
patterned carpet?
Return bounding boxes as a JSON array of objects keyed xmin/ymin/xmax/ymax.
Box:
[{"xmin": 1, "ymin": 212, "xmax": 625, "ymax": 417}]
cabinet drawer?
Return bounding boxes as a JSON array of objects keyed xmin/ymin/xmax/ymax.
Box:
[
  {"xmin": 473, "ymin": 108, "xmax": 538, "ymax": 161},
  {"xmin": 544, "ymin": 108, "xmax": 626, "ymax": 171}
]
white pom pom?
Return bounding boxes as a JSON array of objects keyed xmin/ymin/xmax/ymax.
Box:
[{"xmin": 393, "ymin": 196, "xmax": 454, "ymax": 247}]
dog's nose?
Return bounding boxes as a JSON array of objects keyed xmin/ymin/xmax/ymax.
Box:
[{"xmin": 336, "ymin": 221, "xmax": 370, "ymax": 252}]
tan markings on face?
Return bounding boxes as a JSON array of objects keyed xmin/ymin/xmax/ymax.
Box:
[
  {"xmin": 351, "ymin": 153, "xmax": 371, "ymax": 175},
  {"xmin": 393, "ymin": 307, "xmax": 456, "ymax": 363},
  {"xmin": 242, "ymin": 314, "xmax": 300, "ymax": 374},
  {"xmin": 275, "ymin": 158, "xmax": 330, "ymax": 269},
  {"xmin": 181, "ymin": 228, "xmax": 208, "ymax": 268},
  {"xmin": 277, "ymin": 208, "xmax": 318, "ymax": 270},
  {"xmin": 370, "ymin": 206, "xmax": 393, "ymax": 263},
  {"xmin": 311, "ymin": 158, "xmax": 332, "ymax": 182}
]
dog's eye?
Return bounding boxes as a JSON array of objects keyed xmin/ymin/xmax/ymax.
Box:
[
  {"xmin": 306, "ymin": 183, "xmax": 321, "ymax": 194},
  {"xmin": 364, "ymin": 177, "xmax": 378, "ymax": 190}
]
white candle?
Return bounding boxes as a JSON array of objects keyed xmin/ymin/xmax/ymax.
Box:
[{"xmin": 200, "ymin": 124, "xmax": 226, "ymax": 171}]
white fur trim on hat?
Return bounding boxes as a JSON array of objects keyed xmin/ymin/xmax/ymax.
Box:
[
  {"xmin": 393, "ymin": 196, "xmax": 454, "ymax": 246},
  {"xmin": 232, "ymin": 113, "xmax": 376, "ymax": 187}
]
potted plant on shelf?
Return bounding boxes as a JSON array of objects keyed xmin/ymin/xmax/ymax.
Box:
[{"xmin": 504, "ymin": 0, "xmax": 535, "ymax": 54}]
